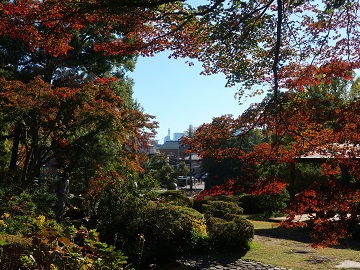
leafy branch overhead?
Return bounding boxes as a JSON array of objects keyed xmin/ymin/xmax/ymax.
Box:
[{"xmin": 1, "ymin": 1, "xmax": 359, "ymax": 97}]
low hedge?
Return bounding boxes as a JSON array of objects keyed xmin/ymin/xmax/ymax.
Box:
[
  {"xmin": 142, "ymin": 204, "xmax": 207, "ymax": 257},
  {"xmin": 193, "ymin": 194, "xmax": 242, "ymax": 211},
  {"xmin": 198, "ymin": 197, "xmax": 253, "ymax": 251},
  {"xmin": 201, "ymin": 200, "xmax": 244, "ymax": 220},
  {"xmin": 159, "ymin": 190, "xmax": 193, "ymax": 207},
  {"xmin": 239, "ymin": 191, "xmax": 289, "ymax": 217},
  {"xmin": 206, "ymin": 215, "xmax": 254, "ymax": 250}
]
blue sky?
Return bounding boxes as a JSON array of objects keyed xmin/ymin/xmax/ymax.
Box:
[{"xmin": 131, "ymin": 52, "xmax": 263, "ymax": 143}]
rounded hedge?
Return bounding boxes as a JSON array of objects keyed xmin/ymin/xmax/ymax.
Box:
[
  {"xmin": 206, "ymin": 215, "xmax": 254, "ymax": 250},
  {"xmin": 201, "ymin": 200, "xmax": 244, "ymax": 220}
]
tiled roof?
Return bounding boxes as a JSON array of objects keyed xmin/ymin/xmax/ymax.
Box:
[{"xmin": 158, "ymin": 140, "xmax": 180, "ymax": 150}]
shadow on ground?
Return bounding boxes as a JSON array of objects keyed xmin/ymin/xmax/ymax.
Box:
[
  {"xmin": 254, "ymin": 222, "xmax": 360, "ymax": 251},
  {"xmin": 255, "ymin": 226, "xmax": 313, "ymax": 243}
]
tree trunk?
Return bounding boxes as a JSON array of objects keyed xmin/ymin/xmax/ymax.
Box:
[
  {"xmin": 9, "ymin": 125, "xmax": 20, "ymax": 173},
  {"xmin": 289, "ymin": 162, "xmax": 296, "ymax": 201}
]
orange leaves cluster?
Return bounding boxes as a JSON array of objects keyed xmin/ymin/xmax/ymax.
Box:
[
  {"xmin": 0, "ymin": 76, "xmax": 157, "ymax": 175},
  {"xmin": 283, "ymin": 61, "xmax": 355, "ymax": 91},
  {"xmin": 195, "ymin": 179, "xmax": 243, "ymax": 202},
  {"xmin": 249, "ymin": 177, "xmax": 287, "ymax": 196},
  {"xmin": 1, "ymin": 0, "xmax": 360, "ymax": 96},
  {"xmin": 0, "ymin": 0, "xmax": 204, "ymax": 58},
  {"xmin": 186, "ymin": 88, "xmax": 360, "ymax": 246},
  {"xmin": 282, "ymin": 180, "xmax": 360, "ymax": 247},
  {"xmin": 86, "ymin": 168, "xmax": 123, "ymax": 201},
  {"xmin": 0, "ymin": 0, "xmax": 81, "ymax": 55}
]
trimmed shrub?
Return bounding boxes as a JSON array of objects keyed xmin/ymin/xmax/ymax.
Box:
[
  {"xmin": 142, "ymin": 204, "xmax": 207, "ymax": 258},
  {"xmin": 193, "ymin": 194, "xmax": 242, "ymax": 212},
  {"xmin": 201, "ymin": 200, "xmax": 244, "ymax": 220},
  {"xmin": 206, "ymin": 215, "xmax": 254, "ymax": 250},
  {"xmin": 239, "ymin": 190, "xmax": 289, "ymax": 217},
  {"xmin": 98, "ymin": 195, "xmax": 207, "ymax": 266},
  {"xmin": 198, "ymin": 197, "xmax": 254, "ymax": 251},
  {"xmin": 159, "ymin": 190, "xmax": 193, "ymax": 207}
]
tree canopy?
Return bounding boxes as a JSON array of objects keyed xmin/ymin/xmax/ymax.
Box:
[
  {"xmin": 1, "ymin": 0, "xmax": 359, "ymax": 97},
  {"xmin": 1, "ymin": 0, "xmax": 360, "ymax": 248},
  {"xmin": 183, "ymin": 77, "xmax": 360, "ymax": 247}
]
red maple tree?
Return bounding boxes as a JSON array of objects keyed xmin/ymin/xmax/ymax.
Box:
[{"xmin": 185, "ymin": 85, "xmax": 360, "ymax": 247}]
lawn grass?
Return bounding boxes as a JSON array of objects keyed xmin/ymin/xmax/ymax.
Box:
[{"xmin": 242, "ymin": 217, "xmax": 360, "ymax": 270}]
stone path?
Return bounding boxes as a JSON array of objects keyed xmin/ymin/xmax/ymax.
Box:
[{"xmin": 177, "ymin": 258, "xmax": 287, "ymax": 270}]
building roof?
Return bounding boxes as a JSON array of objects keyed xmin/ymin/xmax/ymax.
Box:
[{"xmin": 158, "ymin": 140, "xmax": 180, "ymax": 150}]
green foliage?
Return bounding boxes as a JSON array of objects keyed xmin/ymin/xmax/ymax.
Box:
[
  {"xmin": 294, "ymin": 163, "xmax": 328, "ymax": 192},
  {"xmin": 0, "ymin": 212, "xmax": 35, "ymax": 235},
  {"xmin": 176, "ymin": 161, "xmax": 190, "ymax": 178},
  {"xmin": 201, "ymin": 200, "xmax": 244, "ymax": 220},
  {"xmin": 194, "ymin": 194, "xmax": 243, "ymax": 211},
  {"xmin": 206, "ymin": 216, "xmax": 254, "ymax": 250},
  {"xmin": 0, "ymin": 188, "xmax": 54, "ymax": 234},
  {"xmin": 201, "ymin": 156, "xmax": 246, "ymax": 188},
  {"xmin": 142, "ymin": 204, "xmax": 207, "ymax": 257},
  {"xmin": 144, "ymin": 153, "xmax": 181, "ymax": 189},
  {"xmin": 198, "ymin": 197, "xmax": 253, "ymax": 251},
  {"xmin": 199, "ymin": 128, "xmax": 265, "ymax": 189},
  {"xmin": 0, "ymin": 186, "xmax": 57, "ymax": 234},
  {"xmin": 145, "ymin": 153, "xmax": 169, "ymax": 171},
  {"xmin": 159, "ymin": 190, "xmax": 193, "ymax": 207},
  {"xmin": 97, "ymin": 186, "xmax": 207, "ymax": 265},
  {"xmin": 33, "ymin": 225, "xmax": 130, "ymax": 269},
  {"xmin": 239, "ymin": 190, "xmax": 290, "ymax": 217},
  {"xmin": 158, "ymin": 164, "xmax": 177, "ymax": 189},
  {"xmin": 1, "ymin": 216, "xmax": 132, "ymax": 270}
]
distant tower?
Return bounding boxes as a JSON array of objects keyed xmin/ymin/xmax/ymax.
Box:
[
  {"xmin": 164, "ymin": 128, "xmax": 171, "ymax": 142},
  {"xmin": 189, "ymin": 125, "xmax": 194, "ymax": 137}
]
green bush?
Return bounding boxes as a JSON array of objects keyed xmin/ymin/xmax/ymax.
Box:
[
  {"xmin": 0, "ymin": 192, "xmax": 41, "ymax": 235},
  {"xmin": 239, "ymin": 190, "xmax": 289, "ymax": 217},
  {"xmin": 203, "ymin": 195, "xmax": 243, "ymax": 205},
  {"xmin": 96, "ymin": 184, "xmax": 206, "ymax": 266},
  {"xmin": 143, "ymin": 204, "xmax": 207, "ymax": 257},
  {"xmin": 197, "ymin": 197, "xmax": 253, "ymax": 251},
  {"xmin": 201, "ymin": 200, "xmax": 244, "ymax": 220},
  {"xmin": 159, "ymin": 190, "xmax": 193, "ymax": 207},
  {"xmin": 206, "ymin": 215, "xmax": 254, "ymax": 250},
  {"xmin": 193, "ymin": 194, "xmax": 243, "ymax": 212},
  {"xmin": 0, "ymin": 217, "xmax": 131, "ymax": 270},
  {"xmin": 0, "ymin": 187, "xmax": 58, "ymax": 235},
  {"xmin": 0, "ymin": 186, "xmax": 56, "ymax": 218}
]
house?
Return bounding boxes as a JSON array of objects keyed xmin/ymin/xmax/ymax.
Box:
[
  {"xmin": 158, "ymin": 140, "xmax": 183, "ymax": 165},
  {"xmin": 157, "ymin": 140, "xmax": 202, "ymax": 174}
]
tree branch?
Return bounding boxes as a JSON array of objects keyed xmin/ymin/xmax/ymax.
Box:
[{"xmin": 273, "ymin": 0, "xmax": 283, "ymax": 101}]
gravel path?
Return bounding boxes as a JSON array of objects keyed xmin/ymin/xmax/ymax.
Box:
[{"xmin": 177, "ymin": 258, "xmax": 287, "ymax": 270}]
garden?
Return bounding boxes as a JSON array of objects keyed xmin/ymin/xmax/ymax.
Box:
[{"xmin": 1, "ymin": 0, "xmax": 360, "ymax": 269}]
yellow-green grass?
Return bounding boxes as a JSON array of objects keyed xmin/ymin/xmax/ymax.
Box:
[{"xmin": 243, "ymin": 218, "xmax": 360, "ymax": 270}]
